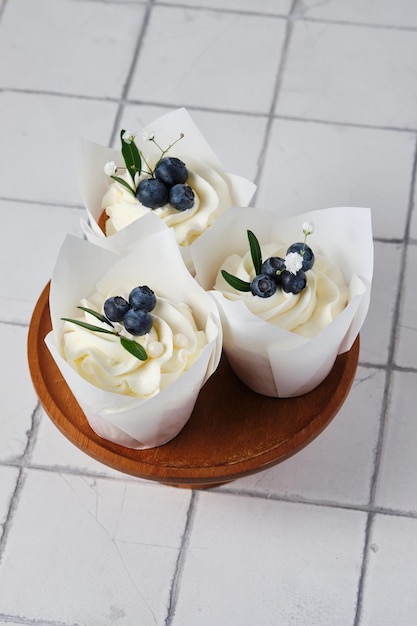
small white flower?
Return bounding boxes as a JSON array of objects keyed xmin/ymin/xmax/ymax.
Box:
[
  {"xmin": 142, "ymin": 129, "xmax": 155, "ymax": 141},
  {"xmin": 122, "ymin": 130, "xmax": 137, "ymax": 144},
  {"xmin": 285, "ymin": 252, "xmax": 303, "ymax": 275},
  {"xmin": 302, "ymin": 221, "xmax": 314, "ymax": 236},
  {"xmin": 104, "ymin": 161, "xmax": 117, "ymax": 176}
]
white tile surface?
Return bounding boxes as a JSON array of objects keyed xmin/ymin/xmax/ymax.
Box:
[
  {"xmin": 129, "ymin": 6, "xmax": 286, "ymax": 113},
  {"xmin": 172, "ymin": 492, "xmax": 366, "ymax": 626},
  {"xmin": 0, "ymin": 200, "xmax": 83, "ymax": 324},
  {"xmin": 374, "ymin": 371, "xmax": 417, "ymax": 514},
  {"xmin": 0, "ymin": 91, "xmax": 117, "ymax": 205},
  {"xmin": 255, "ymin": 118, "xmax": 415, "ymax": 240},
  {"xmin": 394, "ymin": 244, "xmax": 417, "ymax": 368},
  {"xmin": 0, "ymin": 324, "xmax": 37, "ymax": 463},
  {"xmin": 0, "ymin": 470, "xmax": 191, "ymax": 625},
  {"xmin": 0, "ymin": 0, "xmax": 146, "ymax": 98},
  {"xmin": 1, "ymin": 0, "xmax": 417, "ymax": 623},
  {"xmin": 277, "ymin": 20, "xmax": 417, "ymax": 129},
  {"xmin": 359, "ymin": 514, "xmax": 417, "ymax": 625},
  {"xmin": 223, "ymin": 366, "xmax": 384, "ymax": 507}
]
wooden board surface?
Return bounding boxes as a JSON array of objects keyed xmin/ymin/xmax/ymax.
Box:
[{"xmin": 27, "ymin": 282, "xmax": 359, "ymax": 488}]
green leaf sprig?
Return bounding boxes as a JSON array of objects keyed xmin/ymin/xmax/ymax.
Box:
[
  {"xmin": 107, "ymin": 130, "xmax": 186, "ymax": 197},
  {"xmin": 221, "ymin": 230, "xmax": 261, "ymax": 292},
  {"xmin": 62, "ymin": 306, "xmax": 148, "ymax": 361}
]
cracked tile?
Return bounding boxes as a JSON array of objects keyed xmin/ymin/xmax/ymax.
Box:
[{"xmin": 0, "ymin": 470, "xmax": 191, "ymax": 624}]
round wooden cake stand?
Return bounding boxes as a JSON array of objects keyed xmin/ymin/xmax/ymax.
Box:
[{"xmin": 28, "ymin": 283, "xmax": 359, "ymax": 489}]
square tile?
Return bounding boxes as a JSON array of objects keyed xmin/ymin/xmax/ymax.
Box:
[
  {"xmin": 277, "ymin": 20, "xmax": 417, "ymax": 129},
  {"xmin": 374, "ymin": 371, "xmax": 417, "ymax": 514},
  {"xmin": 158, "ymin": 0, "xmax": 293, "ymax": 13},
  {"xmin": 0, "ymin": 324, "xmax": 37, "ymax": 463},
  {"xmin": 221, "ymin": 366, "xmax": 384, "ymax": 507},
  {"xmin": 295, "ymin": 0, "xmax": 417, "ymax": 29},
  {"xmin": 255, "ymin": 118, "xmax": 415, "ymax": 240},
  {"xmin": 360, "ymin": 514, "xmax": 417, "ymax": 624},
  {"xmin": 128, "ymin": 7, "xmax": 286, "ymax": 113},
  {"xmin": 394, "ymin": 244, "xmax": 417, "ymax": 368},
  {"xmin": 0, "ymin": 0, "xmax": 146, "ymax": 98},
  {"xmin": 0, "ymin": 200, "xmax": 83, "ymax": 325},
  {"xmin": 360, "ymin": 241, "xmax": 402, "ymax": 365},
  {"xmin": 0, "ymin": 466, "xmax": 20, "ymax": 540},
  {"xmin": 0, "ymin": 470, "xmax": 191, "ymax": 624},
  {"xmin": 119, "ymin": 103, "xmax": 267, "ymax": 181},
  {"xmin": 172, "ymin": 492, "xmax": 366, "ymax": 625},
  {"xmin": 0, "ymin": 92, "xmax": 118, "ymax": 205}
]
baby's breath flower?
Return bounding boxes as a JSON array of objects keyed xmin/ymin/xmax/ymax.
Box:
[
  {"xmin": 285, "ymin": 252, "xmax": 303, "ymax": 275},
  {"xmin": 104, "ymin": 161, "xmax": 117, "ymax": 176},
  {"xmin": 302, "ymin": 222, "xmax": 314, "ymax": 236},
  {"xmin": 142, "ymin": 129, "xmax": 155, "ymax": 141},
  {"xmin": 122, "ymin": 130, "xmax": 137, "ymax": 144}
]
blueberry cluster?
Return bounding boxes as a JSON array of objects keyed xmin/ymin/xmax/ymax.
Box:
[
  {"xmin": 136, "ymin": 157, "xmax": 195, "ymax": 211},
  {"xmin": 103, "ymin": 285, "xmax": 156, "ymax": 336},
  {"xmin": 254, "ymin": 242, "xmax": 315, "ymax": 297},
  {"xmin": 221, "ymin": 229, "xmax": 315, "ymax": 299}
]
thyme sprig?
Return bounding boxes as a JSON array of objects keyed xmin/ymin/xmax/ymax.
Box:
[{"xmin": 62, "ymin": 306, "xmax": 148, "ymax": 361}]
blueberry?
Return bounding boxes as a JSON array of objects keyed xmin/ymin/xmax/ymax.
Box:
[
  {"xmin": 123, "ymin": 308, "xmax": 153, "ymax": 336},
  {"xmin": 136, "ymin": 178, "xmax": 169, "ymax": 209},
  {"xmin": 281, "ymin": 270, "xmax": 307, "ymax": 294},
  {"xmin": 169, "ymin": 183, "xmax": 195, "ymax": 211},
  {"xmin": 129, "ymin": 285, "xmax": 156, "ymax": 312},
  {"xmin": 261, "ymin": 257, "xmax": 286, "ymax": 283},
  {"xmin": 250, "ymin": 274, "xmax": 277, "ymax": 298},
  {"xmin": 286, "ymin": 242, "xmax": 315, "ymax": 271},
  {"xmin": 154, "ymin": 157, "xmax": 188, "ymax": 187},
  {"xmin": 103, "ymin": 296, "xmax": 130, "ymax": 322}
]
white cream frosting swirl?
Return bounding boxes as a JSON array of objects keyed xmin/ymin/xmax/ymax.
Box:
[
  {"xmin": 215, "ymin": 243, "xmax": 349, "ymax": 338},
  {"xmin": 62, "ymin": 289, "xmax": 207, "ymax": 398},
  {"xmin": 102, "ymin": 156, "xmax": 235, "ymax": 246}
]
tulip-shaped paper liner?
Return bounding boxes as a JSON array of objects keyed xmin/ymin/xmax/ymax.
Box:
[
  {"xmin": 78, "ymin": 107, "xmax": 256, "ymax": 270},
  {"xmin": 191, "ymin": 206, "xmax": 373, "ymax": 398},
  {"xmin": 45, "ymin": 214, "xmax": 222, "ymax": 449}
]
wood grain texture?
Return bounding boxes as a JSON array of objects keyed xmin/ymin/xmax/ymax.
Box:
[{"xmin": 28, "ymin": 282, "xmax": 359, "ymax": 488}]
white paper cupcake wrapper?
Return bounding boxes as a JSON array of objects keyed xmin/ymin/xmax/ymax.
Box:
[
  {"xmin": 45, "ymin": 214, "xmax": 222, "ymax": 448},
  {"xmin": 191, "ymin": 206, "xmax": 373, "ymax": 397},
  {"xmin": 77, "ymin": 107, "xmax": 256, "ymax": 270}
]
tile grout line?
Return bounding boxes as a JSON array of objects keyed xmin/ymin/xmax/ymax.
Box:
[
  {"xmin": 3, "ymin": 86, "xmax": 417, "ymax": 135},
  {"xmin": 353, "ymin": 131, "xmax": 417, "ymax": 626},
  {"xmin": 3, "ymin": 457, "xmax": 416, "ymax": 522},
  {"xmin": 155, "ymin": 1, "xmax": 283, "ymax": 18},
  {"xmin": 164, "ymin": 490, "xmax": 198, "ymax": 625},
  {"xmin": 109, "ymin": 0, "xmax": 155, "ymax": 147},
  {"xmin": 0, "ymin": 402, "xmax": 43, "ymax": 566},
  {"xmin": 213, "ymin": 485, "xmax": 417, "ymax": 520},
  {"xmin": 251, "ymin": 0, "xmax": 298, "ymax": 204},
  {"xmin": 297, "ymin": 13, "xmax": 417, "ymax": 33}
]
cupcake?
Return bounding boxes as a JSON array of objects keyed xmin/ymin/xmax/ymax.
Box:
[
  {"xmin": 78, "ymin": 108, "xmax": 256, "ymax": 270},
  {"xmin": 45, "ymin": 214, "xmax": 222, "ymax": 449},
  {"xmin": 191, "ymin": 206, "xmax": 373, "ymax": 398}
]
